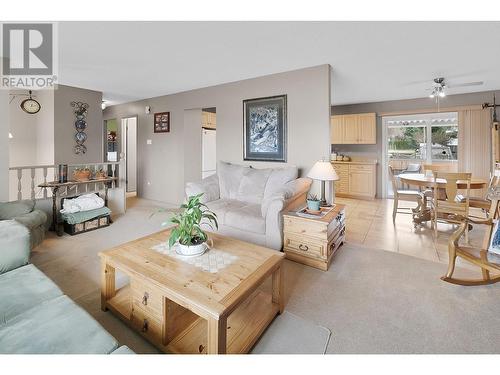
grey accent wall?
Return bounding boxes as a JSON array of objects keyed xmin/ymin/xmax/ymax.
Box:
[
  {"xmin": 54, "ymin": 85, "xmax": 103, "ymax": 164},
  {"xmin": 104, "ymin": 65, "xmax": 332, "ymax": 205},
  {"xmin": 331, "ymin": 89, "xmax": 500, "ymax": 197}
]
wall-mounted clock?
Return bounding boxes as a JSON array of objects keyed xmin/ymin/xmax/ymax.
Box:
[{"xmin": 20, "ymin": 90, "xmax": 41, "ymax": 114}]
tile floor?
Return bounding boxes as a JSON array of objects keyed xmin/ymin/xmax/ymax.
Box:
[{"xmin": 335, "ymin": 196, "xmax": 487, "ymax": 271}]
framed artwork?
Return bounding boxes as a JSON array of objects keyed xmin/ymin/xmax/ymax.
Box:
[
  {"xmin": 154, "ymin": 112, "xmax": 170, "ymax": 133},
  {"xmin": 243, "ymin": 95, "xmax": 287, "ymax": 162}
]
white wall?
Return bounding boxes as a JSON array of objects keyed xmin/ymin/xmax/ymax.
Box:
[
  {"xmin": 0, "ymin": 89, "xmax": 9, "ymax": 201},
  {"xmin": 104, "ymin": 65, "xmax": 332, "ymax": 204}
]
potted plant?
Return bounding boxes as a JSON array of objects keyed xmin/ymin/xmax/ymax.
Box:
[
  {"xmin": 307, "ymin": 193, "xmax": 321, "ymax": 211},
  {"xmin": 163, "ymin": 193, "xmax": 218, "ymax": 256},
  {"xmin": 94, "ymin": 168, "xmax": 107, "ymax": 180},
  {"xmin": 73, "ymin": 167, "xmax": 91, "ymax": 182}
]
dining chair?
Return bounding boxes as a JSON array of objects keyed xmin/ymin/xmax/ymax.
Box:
[
  {"xmin": 389, "ymin": 166, "xmax": 424, "ymax": 223},
  {"xmin": 399, "ymin": 163, "xmax": 422, "ymax": 189},
  {"xmin": 431, "ymin": 171, "xmax": 472, "ymax": 240},
  {"xmin": 442, "ymin": 197, "xmax": 500, "ymax": 286},
  {"xmin": 468, "ymin": 163, "xmax": 500, "ymax": 216},
  {"xmin": 422, "ymin": 164, "xmax": 452, "ymax": 201}
]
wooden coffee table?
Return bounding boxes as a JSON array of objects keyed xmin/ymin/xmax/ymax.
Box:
[{"xmin": 98, "ymin": 229, "xmax": 285, "ymax": 354}]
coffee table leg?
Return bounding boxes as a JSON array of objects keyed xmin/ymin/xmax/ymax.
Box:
[
  {"xmin": 101, "ymin": 259, "xmax": 115, "ymax": 312},
  {"xmin": 272, "ymin": 265, "xmax": 285, "ymax": 314},
  {"xmin": 207, "ymin": 317, "xmax": 227, "ymax": 354}
]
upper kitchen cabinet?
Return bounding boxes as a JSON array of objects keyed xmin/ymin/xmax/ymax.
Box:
[{"xmin": 330, "ymin": 113, "xmax": 377, "ymax": 144}]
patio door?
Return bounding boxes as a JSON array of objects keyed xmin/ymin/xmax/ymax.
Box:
[{"xmin": 381, "ymin": 112, "xmax": 458, "ymax": 198}]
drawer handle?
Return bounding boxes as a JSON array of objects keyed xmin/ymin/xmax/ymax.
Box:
[
  {"xmin": 298, "ymin": 244, "xmax": 309, "ymax": 251},
  {"xmin": 142, "ymin": 319, "xmax": 149, "ymax": 332},
  {"xmin": 142, "ymin": 292, "xmax": 149, "ymax": 306}
]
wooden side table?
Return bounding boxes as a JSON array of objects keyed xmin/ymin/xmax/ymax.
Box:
[{"xmin": 283, "ymin": 204, "xmax": 346, "ymax": 271}]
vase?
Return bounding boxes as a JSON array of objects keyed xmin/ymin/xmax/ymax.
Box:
[{"xmin": 307, "ymin": 200, "xmax": 321, "ymax": 211}]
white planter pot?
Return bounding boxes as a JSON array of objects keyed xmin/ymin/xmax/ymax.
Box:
[{"xmin": 176, "ymin": 241, "xmax": 209, "ymax": 257}]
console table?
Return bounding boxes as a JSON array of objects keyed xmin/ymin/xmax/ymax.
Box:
[{"xmin": 38, "ymin": 177, "xmax": 117, "ymax": 236}]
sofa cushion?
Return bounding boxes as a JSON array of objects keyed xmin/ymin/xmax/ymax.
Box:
[
  {"xmin": 225, "ymin": 204, "xmax": 266, "ymax": 234},
  {"xmin": 218, "ymin": 161, "xmax": 249, "ymax": 200},
  {"xmin": 235, "ymin": 167, "xmax": 272, "ymax": 205},
  {"xmin": 0, "ymin": 264, "xmax": 63, "ymax": 324},
  {"xmin": 0, "ymin": 220, "xmax": 30, "ymax": 275},
  {"xmin": 0, "ymin": 295, "xmax": 119, "ymax": 354},
  {"xmin": 0, "ymin": 200, "xmax": 35, "ymax": 220},
  {"xmin": 263, "ymin": 166, "xmax": 298, "ymax": 199},
  {"xmin": 206, "ymin": 199, "xmax": 247, "ymax": 226}
]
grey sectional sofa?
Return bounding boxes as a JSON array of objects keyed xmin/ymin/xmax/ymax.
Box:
[
  {"xmin": 185, "ymin": 161, "xmax": 312, "ymax": 250},
  {"xmin": 0, "ymin": 220, "xmax": 132, "ymax": 354}
]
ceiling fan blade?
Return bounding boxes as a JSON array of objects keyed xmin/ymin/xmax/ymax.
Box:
[{"xmin": 447, "ymin": 81, "xmax": 484, "ymax": 88}]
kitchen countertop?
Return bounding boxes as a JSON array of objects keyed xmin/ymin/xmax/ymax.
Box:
[{"xmin": 331, "ymin": 160, "xmax": 378, "ymax": 165}]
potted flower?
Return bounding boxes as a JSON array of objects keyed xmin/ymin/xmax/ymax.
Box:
[
  {"xmin": 307, "ymin": 193, "xmax": 321, "ymax": 212},
  {"xmin": 163, "ymin": 193, "xmax": 218, "ymax": 256},
  {"xmin": 73, "ymin": 167, "xmax": 91, "ymax": 182},
  {"xmin": 94, "ymin": 169, "xmax": 107, "ymax": 180}
]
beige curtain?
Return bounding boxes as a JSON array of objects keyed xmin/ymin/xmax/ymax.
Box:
[{"xmin": 458, "ymin": 108, "xmax": 492, "ymax": 197}]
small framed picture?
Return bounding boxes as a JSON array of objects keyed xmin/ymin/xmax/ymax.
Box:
[{"xmin": 154, "ymin": 112, "xmax": 170, "ymax": 133}]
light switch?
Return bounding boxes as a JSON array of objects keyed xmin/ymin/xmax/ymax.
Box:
[{"xmin": 147, "ymin": 139, "xmax": 152, "ymax": 145}]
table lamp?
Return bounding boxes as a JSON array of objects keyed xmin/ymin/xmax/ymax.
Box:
[{"xmin": 307, "ymin": 159, "xmax": 339, "ymax": 207}]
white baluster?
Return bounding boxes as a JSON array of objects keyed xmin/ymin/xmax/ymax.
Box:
[{"xmin": 17, "ymin": 169, "xmax": 22, "ymax": 201}]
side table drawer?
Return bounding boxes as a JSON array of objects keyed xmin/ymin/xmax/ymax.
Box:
[
  {"xmin": 284, "ymin": 234, "xmax": 325, "ymax": 259},
  {"xmin": 131, "ymin": 305, "xmax": 163, "ymax": 345},
  {"xmin": 284, "ymin": 217, "xmax": 327, "ymax": 240},
  {"xmin": 131, "ymin": 279, "xmax": 163, "ymax": 316}
]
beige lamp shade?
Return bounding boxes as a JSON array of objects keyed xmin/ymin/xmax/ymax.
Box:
[{"xmin": 307, "ymin": 161, "xmax": 339, "ymax": 181}]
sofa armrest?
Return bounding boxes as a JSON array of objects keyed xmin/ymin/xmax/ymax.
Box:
[
  {"xmin": 185, "ymin": 174, "xmax": 220, "ymax": 203},
  {"xmin": 261, "ymin": 177, "xmax": 312, "ymax": 217},
  {"xmin": 0, "ymin": 220, "xmax": 30, "ymax": 275},
  {"xmin": 14, "ymin": 210, "xmax": 47, "ymax": 230}
]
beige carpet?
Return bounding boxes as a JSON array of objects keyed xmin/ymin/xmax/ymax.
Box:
[{"xmin": 30, "ymin": 197, "xmax": 500, "ymax": 354}]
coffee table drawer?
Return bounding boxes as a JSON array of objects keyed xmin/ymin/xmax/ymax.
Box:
[
  {"xmin": 131, "ymin": 279, "xmax": 163, "ymax": 316},
  {"xmin": 284, "ymin": 234, "xmax": 325, "ymax": 259},
  {"xmin": 131, "ymin": 305, "xmax": 163, "ymax": 344}
]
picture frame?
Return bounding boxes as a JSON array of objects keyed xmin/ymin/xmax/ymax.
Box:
[
  {"xmin": 154, "ymin": 111, "xmax": 170, "ymax": 133},
  {"xmin": 243, "ymin": 95, "xmax": 287, "ymax": 162}
]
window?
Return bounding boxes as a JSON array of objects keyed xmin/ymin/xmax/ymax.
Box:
[
  {"xmin": 430, "ymin": 121, "xmax": 458, "ymax": 161},
  {"xmin": 387, "ymin": 122, "xmax": 426, "ymax": 160},
  {"xmin": 385, "ymin": 112, "xmax": 458, "ymax": 162}
]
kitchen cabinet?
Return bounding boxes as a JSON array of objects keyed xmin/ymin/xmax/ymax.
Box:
[
  {"xmin": 330, "ymin": 113, "xmax": 376, "ymax": 144},
  {"xmin": 332, "ymin": 161, "xmax": 377, "ymax": 199},
  {"xmin": 202, "ymin": 111, "xmax": 216, "ymax": 129}
]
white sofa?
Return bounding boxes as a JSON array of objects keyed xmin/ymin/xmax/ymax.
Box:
[{"xmin": 185, "ymin": 161, "xmax": 312, "ymax": 250}]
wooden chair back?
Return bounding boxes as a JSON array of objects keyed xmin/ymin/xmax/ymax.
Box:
[
  {"xmin": 432, "ymin": 171, "xmax": 472, "ymax": 220},
  {"xmin": 423, "ymin": 163, "xmax": 450, "ymax": 174},
  {"xmin": 388, "ymin": 165, "xmax": 398, "ymax": 193}
]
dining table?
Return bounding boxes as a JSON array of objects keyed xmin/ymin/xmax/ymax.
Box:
[{"xmin": 398, "ymin": 173, "xmax": 488, "ymax": 227}]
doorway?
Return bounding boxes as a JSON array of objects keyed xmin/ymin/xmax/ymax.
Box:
[
  {"xmin": 202, "ymin": 108, "xmax": 216, "ymax": 178},
  {"xmin": 381, "ymin": 112, "xmax": 459, "ymax": 197},
  {"xmin": 104, "ymin": 119, "xmax": 118, "ymax": 162},
  {"xmin": 121, "ymin": 116, "xmax": 138, "ymax": 194}
]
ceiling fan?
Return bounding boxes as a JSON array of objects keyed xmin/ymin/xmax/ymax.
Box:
[{"xmin": 427, "ymin": 77, "xmax": 484, "ymax": 98}]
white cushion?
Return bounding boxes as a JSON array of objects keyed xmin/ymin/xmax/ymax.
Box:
[
  {"xmin": 263, "ymin": 166, "xmax": 298, "ymax": 199},
  {"xmin": 217, "ymin": 161, "xmax": 249, "ymax": 200},
  {"xmin": 205, "ymin": 199, "xmax": 265, "ymax": 234},
  {"xmin": 225, "ymin": 204, "xmax": 265, "ymax": 234},
  {"xmin": 235, "ymin": 167, "xmax": 272, "ymax": 205}
]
